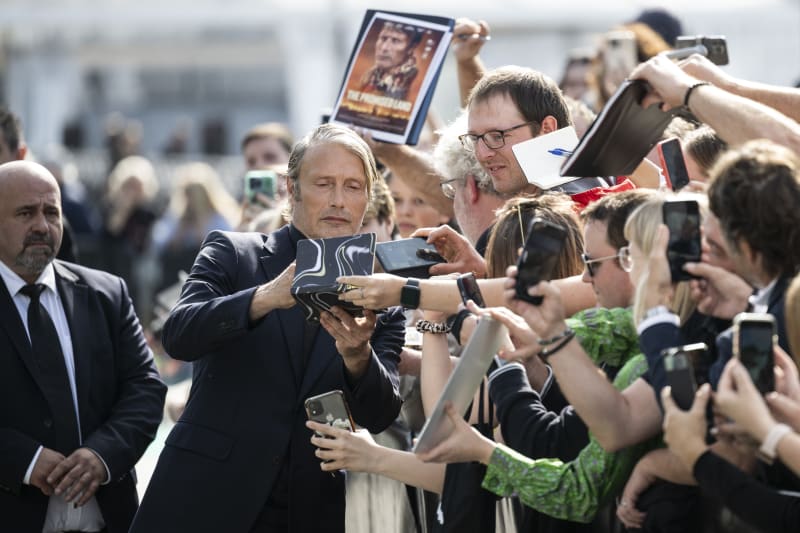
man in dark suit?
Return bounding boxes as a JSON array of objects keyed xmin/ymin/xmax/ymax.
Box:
[
  {"xmin": 0, "ymin": 160, "xmax": 166, "ymax": 532},
  {"xmin": 130, "ymin": 124, "xmax": 404, "ymax": 533}
]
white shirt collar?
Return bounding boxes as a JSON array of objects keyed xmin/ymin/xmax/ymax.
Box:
[
  {"xmin": 0, "ymin": 259, "xmax": 57, "ymax": 298},
  {"xmin": 749, "ymin": 276, "xmax": 779, "ymax": 312}
]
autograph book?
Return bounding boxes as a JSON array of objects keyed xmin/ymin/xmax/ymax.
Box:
[{"xmin": 292, "ymin": 233, "xmax": 376, "ymax": 322}]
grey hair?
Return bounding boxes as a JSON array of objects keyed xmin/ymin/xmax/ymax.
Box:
[
  {"xmin": 432, "ymin": 110, "xmax": 497, "ymax": 194},
  {"xmin": 283, "ymin": 124, "xmax": 378, "ymax": 218}
]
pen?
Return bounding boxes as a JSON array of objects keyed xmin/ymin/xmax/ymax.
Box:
[{"xmin": 456, "ymin": 34, "xmax": 491, "ymax": 42}]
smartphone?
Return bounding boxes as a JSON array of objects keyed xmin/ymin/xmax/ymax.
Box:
[
  {"xmin": 733, "ymin": 313, "xmax": 777, "ymax": 394},
  {"xmin": 603, "ymin": 30, "xmax": 638, "ymax": 87},
  {"xmin": 674, "ymin": 35, "xmax": 729, "ymax": 65},
  {"xmin": 244, "ymin": 170, "xmax": 277, "ymax": 204},
  {"xmin": 304, "ymin": 390, "xmax": 355, "ymax": 433},
  {"xmin": 515, "ymin": 218, "xmax": 567, "ymax": 305},
  {"xmin": 657, "ymin": 138, "xmax": 691, "ymax": 191},
  {"xmin": 457, "ymin": 272, "xmax": 485, "ymax": 307},
  {"xmin": 662, "ymin": 200, "xmax": 702, "ymax": 282},
  {"xmin": 375, "ymin": 237, "xmax": 446, "ymax": 279},
  {"xmin": 662, "ymin": 343, "xmax": 706, "ymax": 410}
]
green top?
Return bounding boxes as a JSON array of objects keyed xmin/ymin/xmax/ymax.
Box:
[
  {"xmin": 482, "ymin": 308, "xmax": 656, "ymax": 523},
  {"xmin": 567, "ymin": 306, "xmax": 638, "ymax": 369}
]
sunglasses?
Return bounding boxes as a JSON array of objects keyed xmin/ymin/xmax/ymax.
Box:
[{"xmin": 581, "ymin": 246, "xmax": 633, "ymax": 277}]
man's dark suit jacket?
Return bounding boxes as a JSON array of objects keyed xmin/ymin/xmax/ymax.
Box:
[
  {"xmin": 130, "ymin": 227, "xmax": 404, "ymax": 533},
  {"xmin": 0, "ymin": 260, "xmax": 167, "ymax": 533}
]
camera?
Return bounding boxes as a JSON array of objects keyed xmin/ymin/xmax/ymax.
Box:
[{"xmin": 306, "ymin": 400, "xmax": 323, "ymax": 417}]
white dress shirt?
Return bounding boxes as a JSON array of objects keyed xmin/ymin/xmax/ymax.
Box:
[{"xmin": 0, "ymin": 260, "xmax": 106, "ymax": 533}]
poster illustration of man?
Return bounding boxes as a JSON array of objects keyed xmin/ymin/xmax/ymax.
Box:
[
  {"xmin": 359, "ymin": 21, "xmax": 423, "ymax": 100},
  {"xmin": 330, "ymin": 11, "xmax": 453, "ymax": 144}
]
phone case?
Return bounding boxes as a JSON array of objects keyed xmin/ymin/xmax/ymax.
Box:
[
  {"xmin": 457, "ymin": 273, "xmax": 485, "ymax": 307},
  {"xmin": 663, "ymin": 200, "xmax": 701, "ymax": 282},
  {"xmin": 733, "ymin": 313, "xmax": 777, "ymax": 394},
  {"xmin": 663, "ymin": 345, "xmax": 704, "ymax": 410},
  {"xmin": 515, "ymin": 218, "xmax": 567, "ymax": 305},
  {"xmin": 304, "ymin": 390, "xmax": 355, "ymax": 432},
  {"xmin": 657, "ymin": 138, "xmax": 691, "ymax": 191},
  {"xmin": 375, "ymin": 237, "xmax": 445, "ymax": 279}
]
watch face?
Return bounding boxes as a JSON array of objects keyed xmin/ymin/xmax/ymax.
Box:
[{"xmin": 401, "ymin": 281, "xmax": 421, "ymax": 309}]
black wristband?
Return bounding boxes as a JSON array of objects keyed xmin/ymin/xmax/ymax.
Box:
[
  {"xmin": 683, "ymin": 81, "xmax": 711, "ymax": 108},
  {"xmin": 446, "ymin": 309, "xmax": 472, "ymax": 345},
  {"xmin": 539, "ymin": 330, "xmax": 576, "ymax": 360}
]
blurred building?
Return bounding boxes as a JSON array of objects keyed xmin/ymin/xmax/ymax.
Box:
[{"xmin": 1, "ymin": 0, "xmax": 798, "ymax": 164}]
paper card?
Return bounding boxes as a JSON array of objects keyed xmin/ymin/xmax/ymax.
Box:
[{"xmin": 511, "ymin": 126, "xmax": 580, "ymax": 190}]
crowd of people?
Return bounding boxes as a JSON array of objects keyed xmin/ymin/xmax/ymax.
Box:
[{"xmin": 2, "ymin": 6, "xmax": 800, "ymax": 533}]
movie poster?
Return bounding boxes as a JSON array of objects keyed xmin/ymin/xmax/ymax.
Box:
[{"xmin": 330, "ymin": 11, "xmax": 453, "ymax": 144}]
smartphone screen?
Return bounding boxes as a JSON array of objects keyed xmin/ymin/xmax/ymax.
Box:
[
  {"xmin": 663, "ymin": 200, "xmax": 701, "ymax": 282},
  {"xmin": 515, "ymin": 218, "xmax": 567, "ymax": 305},
  {"xmin": 657, "ymin": 138, "xmax": 691, "ymax": 191},
  {"xmin": 457, "ymin": 272, "xmax": 485, "ymax": 307},
  {"xmin": 735, "ymin": 317, "xmax": 776, "ymax": 394}
]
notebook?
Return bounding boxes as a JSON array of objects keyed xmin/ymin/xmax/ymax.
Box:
[{"xmin": 413, "ymin": 316, "xmax": 508, "ymax": 454}]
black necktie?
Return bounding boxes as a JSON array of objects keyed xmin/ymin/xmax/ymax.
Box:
[{"xmin": 20, "ymin": 283, "xmax": 80, "ymax": 453}]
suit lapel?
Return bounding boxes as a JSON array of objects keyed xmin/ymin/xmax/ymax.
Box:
[
  {"xmin": 259, "ymin": 227, "xmax": 305, "ymax": 387},
  {"xmin": 0, "ymin": 277, "xmax": 42, "ymax": 384},
  {"xmin": 298, "ymin": 331, "xmax": 336, "ymax": 400},
  {"xmin": 54, "ymin": 262, "xmax": 92, "ymax": 434}
]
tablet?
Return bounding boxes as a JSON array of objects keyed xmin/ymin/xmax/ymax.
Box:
[{"xmin": 412, "ymin": 316, "xmax": 507, "ymax": 454}]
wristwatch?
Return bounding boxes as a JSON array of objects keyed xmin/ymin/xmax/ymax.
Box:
[
  {"xmin": 757, "ymin": 423, "xmax": 793, "ymax": 464},
  {"xmin": 400, "ymin": 278, "xmax": 421, "ymax": 309}
]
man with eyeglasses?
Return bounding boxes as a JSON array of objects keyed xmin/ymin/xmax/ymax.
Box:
[
  {"xmin": 432, "ymin": 111, "xmax": 506, "ymax": 254},
  {"xmin": 579, "ymin": 190, "xmax": 656, "ymax": 310},
  {"xmin": 462, "ymin": 66, "xmax": 632, "ymax": 202}
]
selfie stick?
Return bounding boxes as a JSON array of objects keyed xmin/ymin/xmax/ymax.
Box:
[{"xmin": 661, "ymin": 44, "xmax": 709, "ymax": 62}]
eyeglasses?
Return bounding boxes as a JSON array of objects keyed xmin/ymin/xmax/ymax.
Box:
[
  {"xmin": 581, "ymin": 246, "xmax": 633, "ymax": 276},
  {"xmin": 458, "ymin": 121, "xmax": 537, "ymax": 152},
  {"xmin": 440, "ymin": 178, "xmax": 461, "ymax": 200}
]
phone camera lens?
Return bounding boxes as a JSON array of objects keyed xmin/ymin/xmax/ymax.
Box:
[{"xmin": 308, "ymin": 401, "xmax": 322, "ymax": 416}]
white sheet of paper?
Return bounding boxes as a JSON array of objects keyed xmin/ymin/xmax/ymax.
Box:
[{"xmin": 511, "ymin": 126, "xmax": 580, "ymax": 190}]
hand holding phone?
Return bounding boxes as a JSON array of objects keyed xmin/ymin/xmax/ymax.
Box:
[
  {"xmin": 305, "ymin": 390, "xmax": 355, "ymax": 434},
  {"xmin": 457, "ymin": 272, "xmax": 485, "ymax": 307},
  {"xmin": 733, "ymin": 313, "xmax": 777, "ymax": 394},
  {"xmin": 663, "ymin": 343, "xmax": 705, "ymax": 410},
  {"xmin": 515, "ymin": 218, "xmax": 567, "ymax": 305},
  {"xmin": 662, "ymin": 200, "xmax": 701, "ymax": 282},
  {"xmin": 657, "ymin": 138, "xmax": 691, "ymax": 191},
  {"xmin": 244, "ymin": 170, "xmax": 277, "ymax": 205}
]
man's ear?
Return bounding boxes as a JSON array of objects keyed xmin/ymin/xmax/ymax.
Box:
[
  {"xmin": 539, "ymin": 116, "xmax": 558, "ymax": 135},
  {"xmin": 16, "ymin": 143, "xmax": 27, "ymax": 161},
  {"xmin": 286, "ymin": 175, "xmax": 296, "ymax": 200}
]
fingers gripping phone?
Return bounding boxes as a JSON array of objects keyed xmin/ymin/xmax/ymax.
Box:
[
  {"xmin": 515, "ymin": 218, "xmax": 568, "ymax": 305},
  {"xmin": 662, "ymin": 343, "xmax": 706, "ymax": 410},
  {"xmin": 457, "ymin": 272, "xmax": 485, "ymax": 307},
  {"xmin": 662, "ymin": 200, "xmax": 702, "ymax": 283},
  {"xmin": 657, "ymin": 138, "xmax": 691, "ymax": 191},
  {"xmin": 305, "ymin": 390, "xmax": 355, "ymax": 434},
  {"xmin": 244, "ymin": 170, "xmax": 277, "ymax": 204},
  {"xmin": 733, "ymin": 313, "xmax": 777, "ymax": 394}
]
